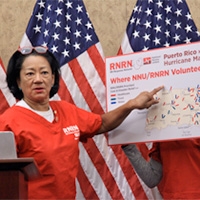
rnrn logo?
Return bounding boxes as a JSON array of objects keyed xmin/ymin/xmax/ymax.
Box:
[
  {"xmin": 110, "ymin": 60, "xmax": 133, "ymax": 70},
  {"xmin": 63, "ymin": 125, "xmax": 80, "ymax": 140}
]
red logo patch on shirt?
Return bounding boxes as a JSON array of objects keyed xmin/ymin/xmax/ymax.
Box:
[{"xmin": 63, "ymin": 125, "xmax": 80, "ymax": 140}]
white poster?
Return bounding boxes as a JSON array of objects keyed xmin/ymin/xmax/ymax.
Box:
[{"xmin": 106, "ymin": 41, "xmax": 200, "ymax": 145}]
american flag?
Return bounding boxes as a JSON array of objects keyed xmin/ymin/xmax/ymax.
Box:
[
  {"xmin": 119, "ymin": 0, "xmax": 200, "ymax": 55},
  {"xmin": 19, "ymin": 0, "xmax": 152, "ymax": 199},
  {"xmin": 118, "ymin": 0, "xmax": 200, "ymax": 198}
]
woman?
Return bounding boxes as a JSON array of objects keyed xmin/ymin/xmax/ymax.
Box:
[{"xmin": 0, "ymin": 46, "xmax": 163, "ymax": 199}]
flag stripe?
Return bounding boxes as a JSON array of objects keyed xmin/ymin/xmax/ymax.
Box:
[
  {"xmin": 58, "ymin": 75, "xmax": 74, "ymax": 103},
  {"xmin": 77, "ymin": 153, "xmax": 100, "ymax": 199},
  {"xmin": 118, "ymin": 32, "xmax": 133, "ymax": 55},
  {"xmin": 87, "ymin": 44, "xmax": 106, "ymax": 85},
  {"xmin": 81, "ymin": 139, "xmax": 124, "ymax": 199},
  {"xmin": 0, "ymin": 60, "xmax": 9, "ymax": 114},
  {"xmin": 59, "ymin": 62, "xmax": 91, "ymax": 110},
  {"xmin": 78, "ymin": 142, "xmax": 113, "ymax": 199},
  {"xmin": 0, "ymin": 59, "xmax": 16, "ymax": 110},
  {"xmin": 93, "ymin": 135, "xmax": 138, "ymax": 199},
  {"xmin": 78, "ymin": 46, "xmax": 106, "ymax": 113},
  {"xmin": 68, "ymin": 58, "xmax": 104, "ymax": 113},
  {"xmin": 0, "ymin": 90, "xmax": 10, "ymax": 114},
  {"xmin": 75, "ymin": 178, "xmax": 86, "ymax": 200}
]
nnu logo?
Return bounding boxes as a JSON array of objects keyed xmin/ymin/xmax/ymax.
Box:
[
  {"xmin": 143, "ymin": 57, "xmax": 151, "ymax": 65},
  {"xmin": 63, "ymin": 125, "xmax": 80, "ymax": 140}
]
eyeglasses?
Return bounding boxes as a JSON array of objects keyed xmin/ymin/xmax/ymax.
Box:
[{"xmin": 18, "ymin": 46, "xmax": 48, "ymax": 55}]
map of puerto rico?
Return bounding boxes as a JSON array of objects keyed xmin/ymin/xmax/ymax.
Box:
[{"xmin": 146, "ymin": 86, "xmax": 200, "ymax": 130}]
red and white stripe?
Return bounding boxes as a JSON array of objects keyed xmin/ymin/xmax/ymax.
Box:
[{"xmin": 0, "ymin": 58, "xmax": 16, "ymax": 114}]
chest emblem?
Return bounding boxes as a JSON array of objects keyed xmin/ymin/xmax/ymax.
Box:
[{"xmin": 63, "ymin": 125, "xmax": 80, "ymax": 140}]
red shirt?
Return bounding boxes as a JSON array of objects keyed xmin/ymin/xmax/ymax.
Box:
[
  {"xmin": 150, "ymin": 139, "xmax": 200, "ymax": 199},
  {"xmin": 0, "ymin": 100, "xmax": 102, "ymax": 199}
]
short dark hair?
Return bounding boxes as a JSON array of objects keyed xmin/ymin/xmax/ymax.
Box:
[{"xmin": 6, "ymin": 49, "xmax": 60, "ymax": 100}]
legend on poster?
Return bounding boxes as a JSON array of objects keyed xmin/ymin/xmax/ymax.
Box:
[{"xmin": 106, "ymin": 41, "xmax": 200, "ymax": 145}]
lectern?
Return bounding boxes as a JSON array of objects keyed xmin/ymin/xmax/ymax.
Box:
[{"xmin": 0, "ymin": 132, "xmax": 40, "ymax": 199}]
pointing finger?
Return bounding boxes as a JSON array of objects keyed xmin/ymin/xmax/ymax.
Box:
[{"xmin": 150, "ymin": 85, "xmax": 164, "ymax": 96}]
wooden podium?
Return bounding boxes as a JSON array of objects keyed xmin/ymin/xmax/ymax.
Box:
[{"xmin": 0, "ymin": 158, "xmax": 41, "ymax": 199}]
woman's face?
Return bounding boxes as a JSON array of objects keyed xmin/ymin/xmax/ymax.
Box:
[{"xmin": 17, "ymin": 55, "xmax": 55, "ymax": 105}]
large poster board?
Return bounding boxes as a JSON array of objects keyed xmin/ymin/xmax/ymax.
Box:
[{"xmin": 106, "ymin": 41, "xmax": 200, "ymax": 145}]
